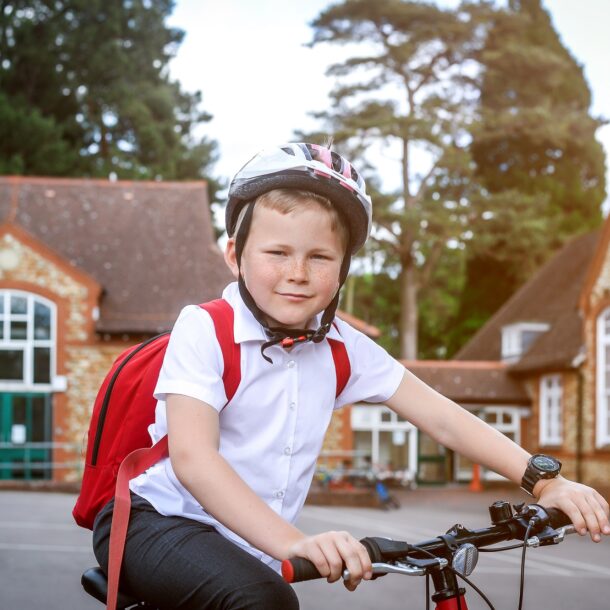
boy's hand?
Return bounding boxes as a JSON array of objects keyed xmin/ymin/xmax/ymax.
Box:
[
  {"xmin": 287, "ymin": 531, "xmax": 372, "ymax": 591},
  {"xmin": 535, "ymin": 477, "xmax": 610, "ymax": 542}
]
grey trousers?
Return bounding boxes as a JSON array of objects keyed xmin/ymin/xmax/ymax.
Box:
[{"xmin": 92, "ymin": 492, "xmax": 299, "ymax": 610}]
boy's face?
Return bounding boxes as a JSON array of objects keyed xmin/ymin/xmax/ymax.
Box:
[{"xmin": 225, "ymin": 203, "xmax": 344, "ymax": 329}]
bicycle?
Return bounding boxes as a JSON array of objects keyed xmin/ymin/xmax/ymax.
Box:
[{"xmin": 81, "ymin": 499, "xmax": 574, "ymax": 610}]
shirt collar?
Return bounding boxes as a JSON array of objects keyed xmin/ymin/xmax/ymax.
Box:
[{"xmin": 221, "ymin": 282, "xmax": 345, "ymax": 344}]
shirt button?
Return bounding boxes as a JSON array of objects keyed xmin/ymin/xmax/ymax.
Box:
[
  {"xmin": 287, "ymin": 360, "xmax": 295, "ymax": 368},
  {"xmin": 284, "ymin": 446, "xmax": 292, "ymax": 455},
  {"xmin": 275, "ymin": 490, "xmax": 285, "ymax": 499},
  {"xmin": 289, "ymin": 401, "xmax": 296, "ymax": 410}
]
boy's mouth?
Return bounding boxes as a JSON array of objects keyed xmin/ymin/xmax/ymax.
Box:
[{"xmin": 278, "ymin": 292, "xmax": 311, "ymax": 301}]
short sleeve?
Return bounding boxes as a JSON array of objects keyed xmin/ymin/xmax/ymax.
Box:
[
  {"xmin": 153, "ymin": 305, "xmax": 228, "ymax": 411},
  {"xmin": 334, "ymin": 320, "xmax": 405, "ymax": 409}
]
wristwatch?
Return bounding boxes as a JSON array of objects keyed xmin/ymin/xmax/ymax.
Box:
[{"xmin": 520, "ymin": 454, "xmax": 562, "ymax": 496}]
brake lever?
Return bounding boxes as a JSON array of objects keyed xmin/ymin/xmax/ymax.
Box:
[
  {"xmin": 526, "ymin": 524, "xmax": 577, "ymax": 547},
  {"xmin": 343, "ymin": 557, "xmax": 448, "ymax": 580}
]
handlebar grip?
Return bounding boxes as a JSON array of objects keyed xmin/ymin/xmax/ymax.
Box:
[
  {"xmin": 282, "ymin": 558, "xmax": 324, "ymax": 583},
  {"xmin": 544, "ymin": 507, "xmax": 572, "ymax": 528}
]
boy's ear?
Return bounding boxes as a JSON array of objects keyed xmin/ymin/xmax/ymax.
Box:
[{"xmin": 224, "ymin": 238, "xmax": 240, "ymax": 279}]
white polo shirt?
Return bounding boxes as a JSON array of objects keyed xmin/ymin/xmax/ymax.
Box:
[{"xmin": 130, "ymin": 282, "xmax": 405, "ymax": 571}]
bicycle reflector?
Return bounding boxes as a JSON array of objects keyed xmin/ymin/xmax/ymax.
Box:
[{"xmin": 451, "ymin": 543, "xmax": 478, "ymax": 576}]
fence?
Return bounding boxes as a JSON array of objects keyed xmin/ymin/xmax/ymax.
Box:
[{"xmin": 0, "ymin": 442, "xmax": 82, "ymax": 480}]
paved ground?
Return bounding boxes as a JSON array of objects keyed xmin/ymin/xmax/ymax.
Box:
[{"xmin": 1, "ymin": 486, "xmax": 609, "ymax": 609}]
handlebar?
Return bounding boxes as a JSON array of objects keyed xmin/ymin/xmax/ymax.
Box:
[{"xmin": 282, "ymin": 501, "xmax": 573, "ymax": 584}]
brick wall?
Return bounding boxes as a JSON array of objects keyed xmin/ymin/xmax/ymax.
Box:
[
  {"xmin": 0, "ymin": 228, "xmax": 125, "ymax": 482},
  {"xmin": 580, "ymin": 243, "xmax": 610, "ymax": 487}
]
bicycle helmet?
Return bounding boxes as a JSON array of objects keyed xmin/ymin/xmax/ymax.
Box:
[
  {"xmin": 226, "ymin": 143, "xmax": 373, "ymax": 362},
  {"xmin": 227, "ymin": 142, "xmax": 372, "ymax": 253}
]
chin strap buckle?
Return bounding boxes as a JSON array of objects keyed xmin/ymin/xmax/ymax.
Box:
[{"xmin": 281, "ymin": 336, "xmax": 307, "ymax": 348}]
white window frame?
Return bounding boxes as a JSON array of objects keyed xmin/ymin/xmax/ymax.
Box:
[
  {"xmin": 539, "ymin": 374, "xmax": 563, "ymax": 446},
  {"xmin": 501, "ymin": 322, "xmax": 550, "ymax": 363},
  {"xmin": 350, "ymin": 404, "xmax": 418, "ymax": 480},
  {"xmin": 596, "ymin": 308, "xmax": 610, "ymax": 447},
  {"xmin": 0, "ymin": 290, "xmax": 57, "ymax": 392}
]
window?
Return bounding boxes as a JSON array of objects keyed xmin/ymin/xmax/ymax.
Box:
[
  {"xmin": 501, "ymin": 323, "xmax": 549, "ymax": 363},
  {"xmin": 456, "ymin": 407, "xmax": 523, "ymax": 481},
  {"xmin": 539, "ymin": 375, "xmax": 562, "ymax": 446},
  {"xmin": 0, "ymin": 291, "xmax": 55, "ymax": 389},
  {"xmin": 596, "ymin": 309, "xmax": 610, "ymax": 447},
  {"xmin": 351, "ymin": 405, "xmax": 417, "ymax": 479}
]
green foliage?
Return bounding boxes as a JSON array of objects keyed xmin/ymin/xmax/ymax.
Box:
[
  {"xmin": 0, "ymin": 91, "xmax": 77, "ymax": 174},
  {"xmin": 450, "ymin": 0, "xmax": 607, "ymax": 354},
  {"xmin": 0, "ymin": 0, "xmax": 218, "ymax": 184}
]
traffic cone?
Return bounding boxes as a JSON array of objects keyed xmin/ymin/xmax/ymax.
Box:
[{"xmin": 469, "ymin": 463, "xmax": 483, "ymax": 492}]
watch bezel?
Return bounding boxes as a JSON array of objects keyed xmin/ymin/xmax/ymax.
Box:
[{"xmin": 520, "ymin": 454, "xmax": 562, "ymax": 496}]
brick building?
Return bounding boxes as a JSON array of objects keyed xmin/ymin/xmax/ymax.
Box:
[
  {"xmin": 392, "ymin": 226, "xmax": 610, "ymax": 488},
  {"xmin": 0, "ymin": 176, "xmax": 230, "ymax": 482}
]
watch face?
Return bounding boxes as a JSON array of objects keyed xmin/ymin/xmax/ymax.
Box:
[{"xmin": 532, "ymin": 455, "xmax": 558, "ymax": 472}]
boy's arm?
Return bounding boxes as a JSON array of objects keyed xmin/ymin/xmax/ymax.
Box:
[
  {"xmin": 166, "ymin": 393, "xmax": 371, "ymax": 589},
  {"xmin": 386, "ymin": 370, "xmax": 610, "ymax": 541}
]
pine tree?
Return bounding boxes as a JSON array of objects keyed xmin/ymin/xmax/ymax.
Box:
[
  {"xmin": 449, "ymin": 0, "xmax": 606, "ymax": 355},
  {"xmin": 0, "ymin": 0, "xmax": 218, "ymax": 187},
  {"xmin": 307, "ymin": 0, "xmax": 490, "ymax": 358}
]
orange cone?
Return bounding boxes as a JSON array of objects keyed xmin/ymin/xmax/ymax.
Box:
[{"xmin": 469, "ymin": 463, "xmax": 483, "ymax": 492}]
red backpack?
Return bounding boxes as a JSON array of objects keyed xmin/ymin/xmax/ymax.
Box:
[{"xmin": 73, "ymin": 298, "xmax": 351, "ymax": 610}]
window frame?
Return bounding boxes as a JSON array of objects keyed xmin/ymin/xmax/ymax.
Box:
[
  {"xmin": 539, "ymin": 374, "xmax": 563, "ymax": 447},
  {"xmin": 501, "ymin": 322, "xmax": 550, "ymax": 363},
  {"xmin": 0, "ymin": 291, "xmax": 56, "ymax": 392},
  {"xmin": 596, "ymin": 308, "xmax": 610, "ymax": 447}
]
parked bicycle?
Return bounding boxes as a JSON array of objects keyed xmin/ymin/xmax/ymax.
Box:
[{"xmin": 82, "ymin": 499, "xmax": 574, "ymax": 610}]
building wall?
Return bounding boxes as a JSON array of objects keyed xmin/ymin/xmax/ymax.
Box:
[
  {"xmin": 527, "ymin": 371, "xmax": 581, "ymax": 481},
  {"xmin": 0, "ymin": 228, "xmax": 113, "ymax": 481},
  {"xmin": 577, "ymin": 240, "xmax": 610, "ymax": 488},
  {"xmin": 582, "ymin": 298, "xmax": 610, "ymax": 488},
  {"xmin": 320, "ymin": 406, "xmax": 353, "ymax": 467}
]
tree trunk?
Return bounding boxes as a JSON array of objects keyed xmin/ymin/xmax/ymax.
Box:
[
  {"xmin": 400, "ymin": 137, "xmax": 418, "ymax": 359},
  {"xmin": 400, "ymin": 263, "xmax": 418, "ymax": 359}
]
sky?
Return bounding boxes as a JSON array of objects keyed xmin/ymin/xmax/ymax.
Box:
[{"xmin": 166, "ymin": 0, "xmax": 610, "ymax": 209}]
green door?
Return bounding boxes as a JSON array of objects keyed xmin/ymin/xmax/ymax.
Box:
[{"xmin": 0, "ymin": 393, "xmax": 51, "ymax": 480}]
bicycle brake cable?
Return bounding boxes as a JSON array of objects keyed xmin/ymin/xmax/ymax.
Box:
[{"xmin": 518, "ymin": 520, "xmax": 534, "ymax": 610}]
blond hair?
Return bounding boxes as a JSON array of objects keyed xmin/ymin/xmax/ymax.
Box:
[{"xmin": 234, "ymin": 188, "xmax": 350, "ymax": 251}]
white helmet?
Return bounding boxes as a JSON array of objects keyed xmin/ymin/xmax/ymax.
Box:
[{"xmin": 226, "ymin": 142, "xmax": 372, "ymax": 253}]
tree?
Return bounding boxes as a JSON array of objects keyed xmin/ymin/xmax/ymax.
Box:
[
  {"xmin": 307, "ymin": 0, "xmax": 491, "ymax": 358},
  {"xmin": 0, "ymin": 0, "xmax": 219, "ymax": 189},
  {"xmin": 449, "ymin": 0, "xmax": 606, "ymax": 354}
]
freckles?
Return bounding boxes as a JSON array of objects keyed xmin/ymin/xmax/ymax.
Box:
[{"xmin": 311, "ymin": 266, "xmax": 341, "ymax": 289}]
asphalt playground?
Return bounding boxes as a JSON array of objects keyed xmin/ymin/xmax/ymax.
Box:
[{"xmin": 1, "ymin": 485, "xmax": 609, "ymax": 609}]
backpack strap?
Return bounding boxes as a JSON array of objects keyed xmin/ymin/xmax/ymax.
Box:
[
  {"xmin": 199, "ymin": 299, "xmax": 241, "ymax": 404},
  {"xmin": 107, "ymin": 437, "xmax": 168, "ymax": 610},
  {"xmin": 106, "ymin": 299, "xmax": 240, "ymax": 610},
  {"xmin": 328, "ymin": 322, "xmax": 351, "ymax": 398}
]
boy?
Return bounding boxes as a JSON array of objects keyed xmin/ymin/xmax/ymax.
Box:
[{"xmin": 93, "ymin": 143, "xmax": 609, "ymax": 610}]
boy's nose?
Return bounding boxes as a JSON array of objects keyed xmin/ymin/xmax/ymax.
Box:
[{"xmin": 288, "ymin": 258, "xmax": 308, "ymax": 281}]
